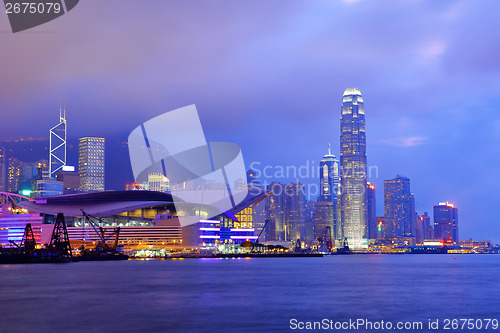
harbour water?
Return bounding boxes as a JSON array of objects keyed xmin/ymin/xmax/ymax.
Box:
[{"xmin": 1, "ymin": 255, "xmax": 499, "ymax": 332}]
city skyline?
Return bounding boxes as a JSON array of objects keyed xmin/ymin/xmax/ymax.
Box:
[
  {"xmin": 2, "ymin": 2, "xmax": 500, "ymax": 333},
  {"xmin": 1, "ymin": 1, "xmax": 499, "ymax": 243},
  {"xmin": 0, "ymin": 91, "xmax": 489, "ymax": 244}
]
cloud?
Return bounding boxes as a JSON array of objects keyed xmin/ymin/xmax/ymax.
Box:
[
  {"xmin": 421, "ymin": 40, "xmax": 447, "ymax": 58},
  {"xmin": 380, "ymin": 136, "xmax": 428, "ymax": 147}
]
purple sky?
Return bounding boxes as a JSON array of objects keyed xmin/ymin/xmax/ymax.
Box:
[{"xmin": 1, "ymin": 0, "xmax": 500, "ymax": 242}]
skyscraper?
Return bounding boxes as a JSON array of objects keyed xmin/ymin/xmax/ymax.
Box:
[
  {"xmin": 302, "ymin": 201, "xmax": 316, "ymax": 244},
  {"xmin": 56, "ymin": 168, "xmax": 80, "ymax": 194},
  {"xmin": 78, "ymin": 137, "xmax": 105, "ymax": 192},
  {"xmin": 366, "ymin": 182, "xmax": 377, "ymax": 239},
  {"xmin": 415, "ymin": 212, "xmax": 424, "ymax": 244},
  {"xmin": 340, "ymin": 88, "xmax": 368, "ymax": 249},
  {"xmin": 49, "ymin": 102, "xmax": 67, "ymax": 179},
  {"xmin": 318, "ymin": 144, "xmax": 339, "ymax": 202},
  {"xmin": 376, "ymin": 216, "xmax": 385, "ymax": 239},
  {"xmin": 19, "ymin": 162, "xmax": 41, "ymax": 194},
  {"xmin": 384, "ymin": 175, "xmax": 416, "ymax": 240},
  {"xmin": 0, "ymin": 147, "xmax": 5, "ymax": 192},
  {"xmin": 420, "ymin": 212, "xmax": 433, "ymax": 240},
  {"xmin": 265, "ymin": 182, "xmax": 286, "ymax": 241},
  {"xmin": 434, "ymin": 202, "xmax": 458, "ymax": 244},
  {"xmin": 314, "ymin": 145, "xmax": 340, "ymax": 239},
  {"xmin": 7, "ymin": 157, "xmax": 22, "ymax": 193},
  {"xmin": 284, "ymin": 183, "xmax": 306, "ymax": 242},
  {"xmin": 314, "ymin": 201, "xmax": 334, "ymax": 240}
]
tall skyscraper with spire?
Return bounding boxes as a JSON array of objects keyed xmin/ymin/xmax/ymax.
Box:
[
  {"xmin": 318, "ymin": 144, "xmax": 339, "ymax": 202},
  {"xmin": 340, "ymin": 88, "xmax": 368, "ymax": 249},
  {"xmin": 49, "ymin": 99, "xmax": 67, "ymax": 179},
  {"xmin": 314, "ymin": 144, "xmax": 340, "ymax": 240}
]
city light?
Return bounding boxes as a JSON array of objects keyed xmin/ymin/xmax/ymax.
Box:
[
  {"xmin": 230, "ymin": 236, "xmax": 258, "ymax": 240},
  {"xmin": 199, "ymin": 220, "xmax": 220, "ymax": 224}
]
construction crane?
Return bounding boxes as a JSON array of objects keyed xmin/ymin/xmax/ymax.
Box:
[
  {"xmin": 80, "ymin": 209, "xmax": 122, "ymax": 253},
  {"xmin": 251, "ymin": 219, "xmax": 270, "ymax": 253},
  {"xmin": 317, "ymin": 226, "xmax": 333, "ymax": 252},
  {"xmin": 111, "ymin": 227, "xmax": 121, "ymax": 251}
]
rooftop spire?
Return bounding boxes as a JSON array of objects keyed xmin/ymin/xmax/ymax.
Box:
[
  {"xmin": 328, "ymin": 142, "xmax": 331, "ymax": 155},
  {"xmin": 50, "ymin": 98, "xmax": 67, "ymax": 178},
  {"xmin": 59, "ymin": 97, "xmax": 66, "ymax": 122}
]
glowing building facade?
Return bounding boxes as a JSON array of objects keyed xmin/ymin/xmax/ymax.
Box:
[
  {"xmin": 234, "ymin": 205, "xmax": 253, "ymax": 229},
  {"xmin": 384, "ymin": 175, "xmax": 416, "ymax": 240},
  {"xmin": 318, "ymin": 144, "xmax": 339, "ymax": 203},
  {"xmin": 314, "ymin": 201, "xmax": 334, "ymax": 239},
  {"xmin": 0, "ymin": 213, "xmax": 43, "ymax": 247},
  {"xmin": 284, "ymin": 183, "xmax": 306, "ymax": 242},
  {"xmin": 340, "ymin": 88, "xmax": 368, "ymax": 249},
  {"xmin": 147, "ymin": 173, "xmax": 170, "ymax": 193},
  {"xmin": 17, "ymin": 190, "xmax": 265, "ymax": 249},
  {"xmin": 78, "ymin": 137, "xmax": 105, "ymax": 192},
  {"xmin": 0, "ymin": 147, "xmax": 5, "ymax": 192},
  {"xmin": 7, "ymin": 157, "xmax": 22, "ymax": 193},
  {"xmin": 433, "ymin": 202, "xmax": 458, "ymax": 244}
]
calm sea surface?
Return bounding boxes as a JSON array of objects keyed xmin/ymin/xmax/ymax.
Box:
[{"xmin": 1, "ymin": 255, "xmax": 500, "ymax": 333}]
